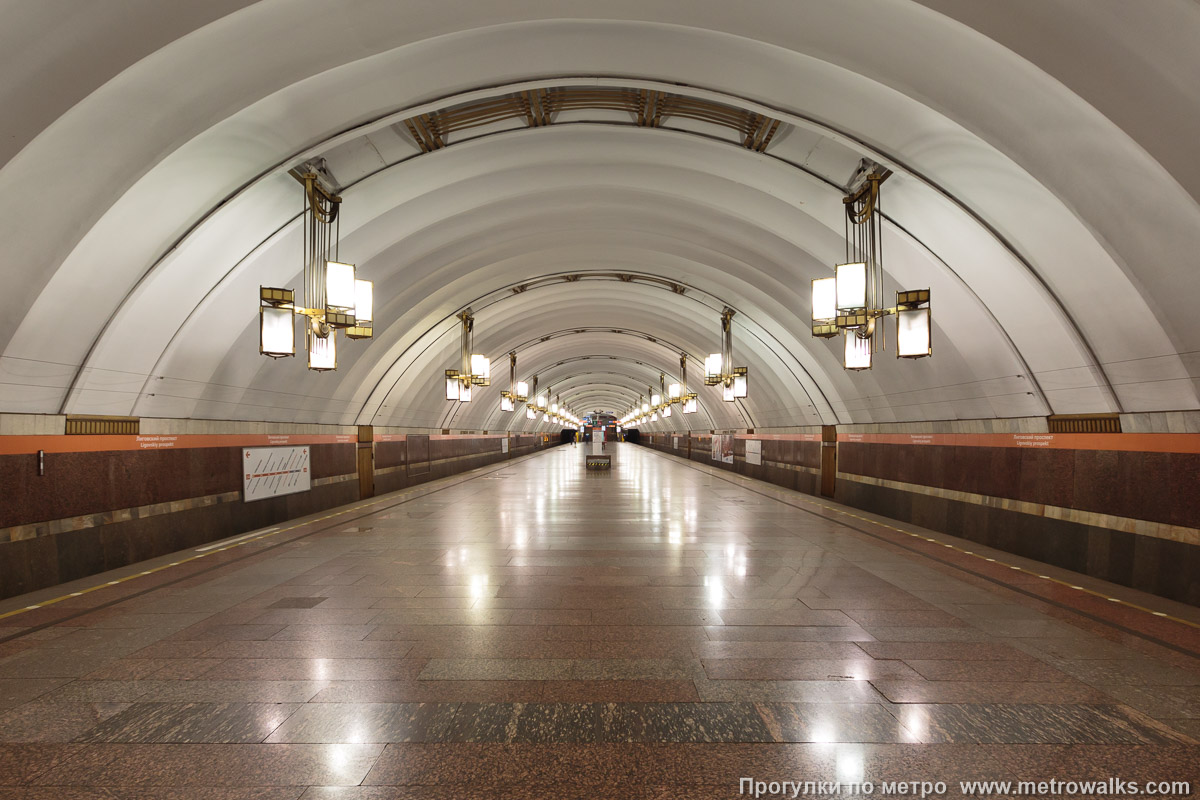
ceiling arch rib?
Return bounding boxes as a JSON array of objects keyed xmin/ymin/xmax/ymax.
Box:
[
  {"xmin": 121, "ymin": 130, "xmax": 1057, "ymax": 427},
  {"xmin": 462, "ymin": 360, "xmax": 727, "ymax": 432},
  {"xmin": 395, "ymin": 317, "xmax": 758, "ymax": 432},
  {"xmin": 376, "ymin": 297, "xmax": 806, "ymax": 432},
  {"xmin": 284, "ymin": 74, "xmax": 1142, "ymax": 414},
  {"xmin": 4, "ymin": 7, "xmax": 1195, "ymax": 431}
]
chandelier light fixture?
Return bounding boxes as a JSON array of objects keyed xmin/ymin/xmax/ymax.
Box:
[
  {"xmin": 525, "ymin": 375, "xmax": 540, "ymax": 420},
  {"xmin": 445, "ymin": 309, "xmax": 490, "ymax": 402},
  {"xmin": 620, "ymin": 353, "xmax": 700, "ymax": 428},
  {"xmin": 673, "ymin": 354, "xmax": 699, "ymax": 414},
  {"xmin": 811, "ymin": 162, "xmax": 931, "ymax": 370},
  {"xmin": 521, "ymin": 379, "xmax": 579, "ymax": 427},
  {"xmin": 499, "ymin": 352, "xmax": 529, "ymax": 412},
  {"xmin": 260, "ymin": 173, "xmax": 373, "ymax": 371},
  {"xmin": 704, "ymin": 308, "xmax": 749, "ymax": 401}
]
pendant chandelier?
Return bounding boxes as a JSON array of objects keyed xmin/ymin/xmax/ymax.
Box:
[
  {"xmin": 670, "ymin": 354, "xmax": 699, "ymax": 415},
  {"xmin": 444, "ymin": 309, "xmax": 490, "ymax": 401},
  {"xmin": 499, "ymin": 352, "xmax": 529, "ymax": 412},
  {"xmin": 259, "ymin": 173, "xmax": 373, "ymax": 371},
  {"xmin": 811, "ymin": 163, "xmax": 931, "ymax": 369},
  {"xmin": 704, "ymin": 308, "xmax": 749, "ymax": 401},
  {"xmin": 619, "ymin": 353, "xmax": 698, "ymax": 427},
  {"xmin": 522, "ymin": 377, "xmax": 578, "ymax": 426}
]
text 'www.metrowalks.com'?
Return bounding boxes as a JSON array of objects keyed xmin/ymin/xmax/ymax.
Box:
[{"xmin": 739, "ymin": 778, "xmax": 1193, "ymax": 798}]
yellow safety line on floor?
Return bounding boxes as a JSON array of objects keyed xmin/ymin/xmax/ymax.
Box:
[
  {"xmin": 811, "ymin": 503, "xmax": 1195, "ymax": 633},
  {"xmin": 676, "ymin": 452, "xmax": 1200, "ymax": 632},
  {"xmin": 0, "ymin": 466, "xmax": 490, "ymax": 623},
  {"xmin": 6, "ymin": 448, "xmax": 1197, "ymax": 634}
]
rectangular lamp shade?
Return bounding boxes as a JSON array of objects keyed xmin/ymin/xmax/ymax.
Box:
[
  {"xmin": 551, "ymin": 401, "xmax": 558, "ymax": 413},
  {"xmin": 308, "ymin": 330, "xmax": 336, "ymax": 371},
  {"xmin": 651, "ymin": 393, "xmax": 661, "ymax": 406},
  {"xmin": 537, "ymin": 393, "xmax": 548, "ymax": 408},
  {"xmin": 354, "ymin": 280, "xmax": 373, "ymax": 323},
  {"xmin": 501, "ymin": 396, "xmax": 514, "ymax": 412},
  {"xmin": 651, "ymin": 412, "xmax": 658, "ymax": 422},
  {"xmin": 723, "ymin": 382, "xmax": 735, "ymax": 402},
  {"xmin": 446, "ymin": 377, "xmax": 460, "ymax": 401},
  {"xmin": 516, "ymin": 381, "xmax": 528, "ymax": 398},
  {"xmin": 668, "ymin": 382, "xmax": 681, "ymax": 399},
  {"xmin": 705, "ymin": 353, "xmax": 722, "ymax": 379},
  {"xmin": 260, "ymin": 306, "xmax": 294, "ymax": 357},
  {"xmin": 460, "ymin": 383, "xmax": 472, "ymax": 402},
  {"xmin": 812, "ymin": 276, "xmax": 838, "ymax": 321},
  {"xmin": 897, "ymin": 307, "xmax": 932, "ymax": 358},
  {"xmin": 731, "ymin": 374, "xmax": 748, "ymax": 398},
  {"xmin": 662, "ymin": 405, "xmax": 672, "ymax": 417},
  {"xmin": 844, "ymin": 332, "xmax": 872, "ymax": 370},
  {"xmin": 836, "ymin": 262, "xmax": 867, "ymax": 311},
  {"xmin": 470, "ymin": 354, "xmax": 490, "ymax": 380},
  {"xmin": 641, "ymin": 401, "xmax": 649, "ymax": 413},
  {"xmin": 325, "ymin": 261, "xmax": 357, "ymax": 310},
  {"xmin": 527, "ymin": 407, "xmax": 536, "ymax": 420},
  {"xmin": 683, "ymin": 397, "xmax": 697, "ymax": 414}
]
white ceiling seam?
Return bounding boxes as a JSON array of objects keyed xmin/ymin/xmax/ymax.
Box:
[{"xmin": 2, "ymin": 6, "xmax": 1198, "ymax": 428}]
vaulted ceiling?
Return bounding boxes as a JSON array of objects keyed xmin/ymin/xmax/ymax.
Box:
[{"xmin": 2, "ymin": 1, "xmax": 1197, "ymax": 432}]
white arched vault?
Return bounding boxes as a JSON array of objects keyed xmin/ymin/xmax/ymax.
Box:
[{"xmin": 2, "ymin": 3, "xmax": 1198, "ymax": 430}]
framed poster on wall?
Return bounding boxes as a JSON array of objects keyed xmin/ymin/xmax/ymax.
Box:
[
  {"xmin": 746, "ymin": 439, "xmax": 762, "ymax": 465},
  {"xmin": 243, "ymin": 446, "xmax": 310, "ymax": 502},
  {"xmin": 711, "ymin": 434, "xmax": 734, "ymax": 464}
]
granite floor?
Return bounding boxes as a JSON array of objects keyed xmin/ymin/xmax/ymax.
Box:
[{"xmin": 0, "ymin": 443, "xmax": 1198, "ymax": 798}]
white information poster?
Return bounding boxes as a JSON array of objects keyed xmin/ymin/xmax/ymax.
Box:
[
  {"xmin": 501, "ymin": 438, "xmax": 509, "ymax": 454},
  {"xmin": 243, "ymin": 446, "xmax": 310, "ymax": 502},
  {"xmin": 595, "ymin": 428, "xmax": 605, "ymax": 443},
  {"xmin": 746, "ymin": 439, "xmax": 762, "ymax": 466},
  {"xmin": 592, "ymin": 440, "xmax": 604, "ymax": 455},
  {"xmin": 711, "ymin": 434, "xmax": 734, "ymax": 464},
  {"xmin": 672, "ymin": 436, "xmax": 679, "ymax": 449}
]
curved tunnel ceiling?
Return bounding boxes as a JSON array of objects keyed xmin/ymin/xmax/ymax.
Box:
[{"xmin": 2, "ymin": 2, "xmax": 1198, "ymax": 432}]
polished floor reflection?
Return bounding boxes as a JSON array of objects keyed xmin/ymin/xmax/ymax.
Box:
[{"xmin": 0, "ymin": 443, "xmax": 1197, "ymax": 797}]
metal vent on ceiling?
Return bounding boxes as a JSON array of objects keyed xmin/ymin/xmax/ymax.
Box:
[{"xmin": 1047, "ymin": 414, "xmax": 1121, "ymax": 434}]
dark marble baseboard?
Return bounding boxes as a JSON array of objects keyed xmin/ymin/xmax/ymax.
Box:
[
  {"xmin": 0, "ymin": 440, "xmax": 552, "ymax": 602},
  {"xmin": 835, "ymin": 480, "xmax": 1200, "ymax": 607},
  {"xmin": 637, "ymin": 440, "xmax": 1200, "ymax": 608}
]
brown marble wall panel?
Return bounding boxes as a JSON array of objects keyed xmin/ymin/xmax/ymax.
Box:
[
  {"xmin": 1115, "ymin": 451, "xmax": 1171, "ymax": 522},
  {"xmin": 310, "ymin": 443, "xmax": 356, "ymax": 479},
  {"xmin": 836, "ymin": 479, "xmax": 1200, "ymax": 606},
  {"xmin": 375, "ymin": 441, "xmax": 407, "ymax": 470},
  {"xmin": 0, "ymin": 478, "xmax": 359, "ymax": 601},
  {"xmin": 0, "ymin": 433, "xmax": 549, "ymax": 601},
  {"xmin": 797, "ymin": 441, "xmax": 821, "ymax": 470},
  {"xmin": 408, "ymin": 434, "xmax": 430, "ymax": 473},
  {"xmin": 1168, "ymin": 453, "xmax": 1200, "ymax": 528},
  {"xmin": 53, "ymin": 525, "xmax": 109, "ymax": 584},
  {"xmin": 374, "ymin": 470, "xmax": 409, "ymax": 496},
  {"xmin": 839, "ymin": 441, "xmax": 1199, "ymax": 529},
  {"xmin": 1017, "ymin": 447, "xmax": 1075, "ymax": 507},
  {"xmin": 761, "ymin": 439, "xmax": 785, "ymax": 466},
  {"xmin": 1072, "ymin": 450, "xmax": 1120, "ymax": 516},
  {"xmin": 1086, "ymin": 527, "xmax": 1133, "ymax": 586},
  {"xmin": 0, "ymin": 447, "xmax": 241, "ymax": 528},
  {"xmin": 0, "ymin": 535, "xmax": 58, "ymax": 599}
]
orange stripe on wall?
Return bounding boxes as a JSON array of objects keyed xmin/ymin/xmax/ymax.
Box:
[
  {"xmin": 837, "ymin": 432, "xmax": 1200, "ymax": 454},
  {"xmin": 0, "ymin": 433, "xmax": 356, "ymax": 456},
  {"xmin": 735, "ymin": 433, "xmax": 821, "ymax": 442}
]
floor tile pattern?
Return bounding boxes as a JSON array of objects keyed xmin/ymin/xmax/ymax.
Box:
[{"xmin": 0, "ymin": 444, "xmax": 1197, "ymax": 796}]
